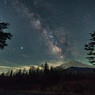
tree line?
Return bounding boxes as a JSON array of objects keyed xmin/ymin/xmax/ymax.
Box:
[{"xmin": 0, "ymin": 63, "xmax": 95, "ymax": 93}]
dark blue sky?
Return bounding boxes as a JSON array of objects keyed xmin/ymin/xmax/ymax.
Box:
[{"xmin": 0, "ymin": 0, "xmax": 95, "ymax": 67}]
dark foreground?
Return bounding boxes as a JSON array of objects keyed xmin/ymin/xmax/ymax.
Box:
[
  {"xmin": 0, "ymin": 91, "xmax": 92, "ymax": 95},
  {"xmin": 0, "ymin": 90, "xmax": 59, "ymax": 95},
  {"xmin": 0, "ymin": 90, "xmax": 68, "ymax": 95},
  {"xmin": 0, "ymin": 90, "xmax": 95, "ymax": 95}
]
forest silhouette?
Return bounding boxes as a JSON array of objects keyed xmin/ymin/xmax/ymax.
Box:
[{"xmin": 0, "ymin": 63, "xmax": 95, "ymax": 94}]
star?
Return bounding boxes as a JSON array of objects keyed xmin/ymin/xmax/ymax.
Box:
[{"xmin": 21, "ymin": 47, "xmax": 23, "ymax": 50}]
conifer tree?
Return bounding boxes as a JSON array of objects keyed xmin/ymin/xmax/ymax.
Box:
[
  {"xmin": 0, "ymin": 21, "xmax": 12, "ymax": 49},
  {"xmin": 85, "ymin": 31, "xmax": 95, "ymax": 65}
]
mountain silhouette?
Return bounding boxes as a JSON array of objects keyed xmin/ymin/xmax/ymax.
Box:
[
  {"xmin": 58, "ymin": 60, "xmax": 93, "ymax": 69},
  {"xmin": 57, "ymin": 60, "xmax": 95, "ymax": 73}
]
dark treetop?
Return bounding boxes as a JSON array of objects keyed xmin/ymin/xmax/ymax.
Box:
[
  {"xmin": 0, "ymin": 22, "xmax": 12, "ymax": 49},
  {"xmin": 85, "ymin": 31, "xmax": 95, "ymax": 65}
]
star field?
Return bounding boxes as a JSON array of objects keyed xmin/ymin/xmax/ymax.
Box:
[{"xmin": 0, "ymin": 0, "xmax": 95, "ymax": 68}]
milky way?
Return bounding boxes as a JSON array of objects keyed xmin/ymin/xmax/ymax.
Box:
[{"xmin": 0, "ymin": 0, "xmax": 95, "ymax": 68}]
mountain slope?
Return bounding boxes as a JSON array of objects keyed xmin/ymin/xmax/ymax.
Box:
[{"xmin": 58, "ymin": 60, "xmax": 93, "ymax": 69}]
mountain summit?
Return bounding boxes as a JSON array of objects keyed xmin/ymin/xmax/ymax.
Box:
[{"xmin": 58, "ymin": 60, "xmax": 93, "ymax": 69}]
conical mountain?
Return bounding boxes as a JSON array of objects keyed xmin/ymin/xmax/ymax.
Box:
[{"xmin": 58, "ymin": 60, "xmax": 93, "ymax": 69}]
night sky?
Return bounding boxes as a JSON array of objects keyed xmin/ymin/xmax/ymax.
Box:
[{"xmin": 0, "ymin": 0, "xmax": 95, "ymax": 69}]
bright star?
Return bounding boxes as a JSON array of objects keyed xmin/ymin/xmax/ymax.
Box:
[{"xmin": 21, "ymin": 47, "xmax": 23, "ymax": 50}]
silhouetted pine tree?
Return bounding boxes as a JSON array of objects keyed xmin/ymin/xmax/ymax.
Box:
[
  {"xmin": 42, "ymin": 62, "xmax": 49, "ymax": 74},
  {"xmin": 85, "ymin": 31, "xmax": 95, "ymax": 65},
  {"xmin": 0, "ymin": 21, "xmax": 12, "ymax": 49}
]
